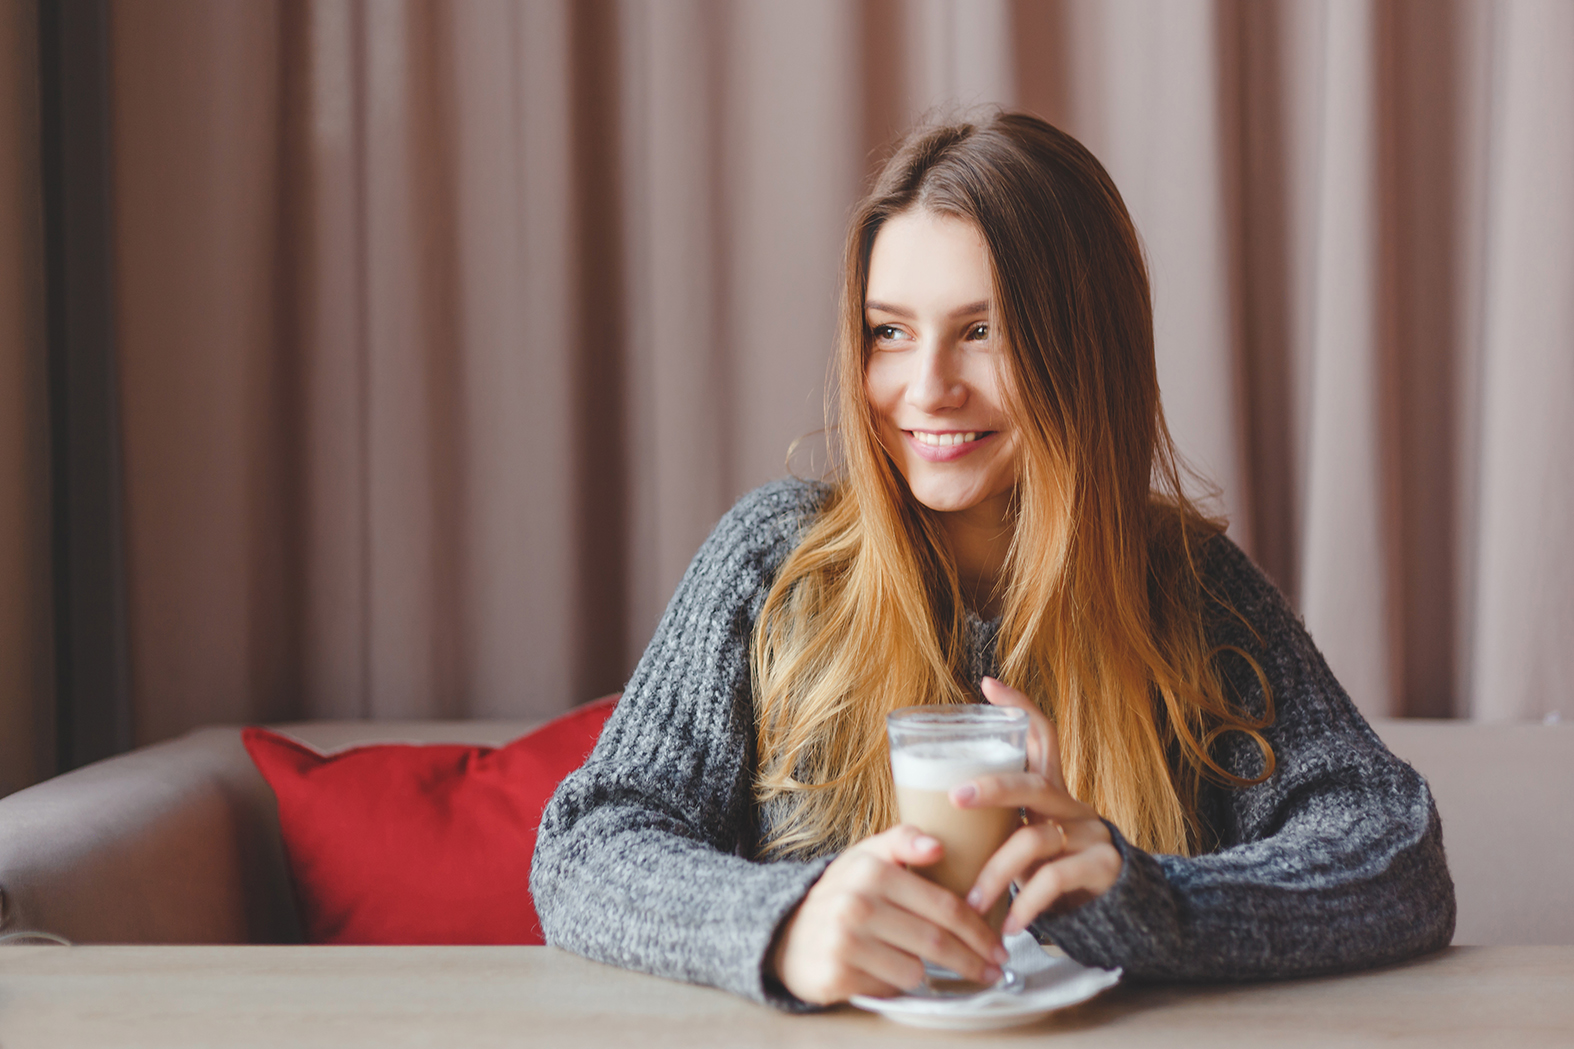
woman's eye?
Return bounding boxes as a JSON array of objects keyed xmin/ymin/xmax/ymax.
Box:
[
  {"xmin": 871, "ymin": 324, "xmax": 904, "ymax": 343},
  {"xmin": 966, "ymin": 323, "xmax": 989, "ymax": 341}
]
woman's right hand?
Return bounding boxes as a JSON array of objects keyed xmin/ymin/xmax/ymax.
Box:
[{"xmin": 766, "ymin": 825, "xmax": 1009, "ymax": 1004}]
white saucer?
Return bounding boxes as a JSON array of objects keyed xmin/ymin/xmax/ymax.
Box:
[{"xmin": 849, "ymin": 933, "xmax": 1121, "ymax": 1031}]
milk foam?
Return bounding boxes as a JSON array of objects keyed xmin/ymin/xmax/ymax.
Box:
[{"xmin": 890, "ymin": 739, "xmax": 1025, "ymax": 790}]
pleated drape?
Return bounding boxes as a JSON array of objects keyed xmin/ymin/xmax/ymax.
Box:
[
  {"xmin": 3, "ymin": 0, "xmax": 1572, "ymax": 785},
  {"xmin": 0, "ymin": 0, "xmax": 51, "ymax": 795},
  {"xmin": 1471, "ymin": 0, "xmax": 1574, "ymax": 722}
]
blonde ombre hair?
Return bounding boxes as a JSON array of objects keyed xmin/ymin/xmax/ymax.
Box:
[{"xmin": 752, "ymin": 113, "xmax": 1273, "ymax": 859}]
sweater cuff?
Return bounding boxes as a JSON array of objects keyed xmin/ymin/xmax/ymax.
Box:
[
  {"xmin": 750, "ymin": 855, "xmax": 835, "ymax": 1012},
  {"xmin": 1030, "ymin": 820, "xmax": 1176, "ymax": 975}
]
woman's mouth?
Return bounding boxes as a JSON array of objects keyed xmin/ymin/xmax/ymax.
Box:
[{"xmin": 903, "ymin": 429, "xmax": 997, "ymax": 462}]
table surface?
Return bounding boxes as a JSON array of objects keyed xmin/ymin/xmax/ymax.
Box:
[{"xmin": 0, "ymin": 944, "xmax": 1569, "ymax": 1049}]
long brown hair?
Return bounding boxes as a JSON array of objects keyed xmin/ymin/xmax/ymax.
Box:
[{"xmin": 752, "ymin": 112, "xmax": 1273, "ymax": 859}]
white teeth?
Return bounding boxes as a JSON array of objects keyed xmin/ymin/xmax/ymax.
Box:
[{"xmin": 913, "ymin": 431, "xmax": 982, "ymax": 447}]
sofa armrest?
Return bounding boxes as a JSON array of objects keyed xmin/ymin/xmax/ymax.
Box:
[
  {"xmin": 0, "ymin": 707, "xmax": 592, "ymax": 945},
  {"xmin": 0, "ymin": 727, "xmax": 298, "ymax": 945},
  {"xmin": 1371, "ymin": 717, "xmax": 1574, "ymax": 946}
]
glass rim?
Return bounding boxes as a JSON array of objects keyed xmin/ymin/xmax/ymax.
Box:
[{"xmin": 885, "ymin": 705, "xmax": 1029, "ymax": 730}]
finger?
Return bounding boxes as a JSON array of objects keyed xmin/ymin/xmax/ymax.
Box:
[
  {"xmin": 1056, "ymin": 815, "xmax": 1114, "ymax": 852},
  {"xmin": 862, "ymin": 900, "xmax": 1003, "ymax": 985},
  {"xmin": 981, "ymin": 677, "xmax": 1067, "ymax": 789},
  {"xmin": 778, "ymin": 888, "xmax": 917, "ymax": 1004},
  {"xmin": 966, "ymin": 821, "xmax": 1069, "ymax": 916},
  {"xmin": 799, "ymin": 947, "xmax": 908, "ymax": 1004},
  {"xmin": 841, "ymin": 931, "xmax": 929, "ymax": 995},
  {"xmin": 856, "ymin": 823, "xmax": 945, "ymax": 868},
  {"xmin": 1003, "ymin": 845, "xmax": 1123, "ymax": 934},
  {"xmin": 833, "ymin": 972, "xmax": 907, "ymax": 1002},
  {"xmin": 840, "ymin": 969, "xmax": 909, "ymax": 1001},
  {"xmin": 789, "ymin": 946, "xmax": 906, "ymax": 1005},
  {"xmin": 951, "ymin": 771, "xmax": 1093, "ymax": 822},
  {"xmin": 877, "ymin": 865, "xmax": 1007, "ymax": 966}
]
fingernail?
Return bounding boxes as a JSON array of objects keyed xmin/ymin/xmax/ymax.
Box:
[
  {"xmin": 983, "ymin": 966, "xmax": 1002, "ymax": 983},
  {"xmin": 993, "ymin": 945, "xmax": 1011, "ymax": 965},
  {"xmin": 950, "ymin": 784, "xmax": 977, "ymax": 805},
  {"xmin": 915, "ymin": 834, "xmax": 940, "ymax": 851},
  {"xmin": 1002, "ymin": 916, "xmax": 1023, "ymax": 936},
  {"xmin": 966, "ymin": 888, "xmax": 983, "ymax": 909}
]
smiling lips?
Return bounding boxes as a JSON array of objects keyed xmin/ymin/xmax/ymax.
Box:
[{"xmin": 904, "ymin": 429, "xmax": 997, "ymax": 462}]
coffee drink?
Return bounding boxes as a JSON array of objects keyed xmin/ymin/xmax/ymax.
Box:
[{"xmin": 892, "ymin": 739, "xmax": 1024, "ymax": 930}]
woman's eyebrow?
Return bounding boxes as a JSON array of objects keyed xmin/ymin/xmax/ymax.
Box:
[{"xmin": 864, "ymin": 300, "xmax": 990, "ymax": 318}]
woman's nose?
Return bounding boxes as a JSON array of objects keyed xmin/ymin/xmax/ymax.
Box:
[{"xmin": 906, "ymin": 345, "xmax": 966, "ymax": 412}]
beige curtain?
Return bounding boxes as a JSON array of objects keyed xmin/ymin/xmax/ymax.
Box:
[{"xmin": 3, "ymin": 0, "xmax": 1571, "ymax": 782}]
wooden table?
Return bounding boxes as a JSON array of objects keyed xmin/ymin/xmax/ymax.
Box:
[{"xmin": 1, "ymin": 945, "xmax": 1569, "ymax": 1048}]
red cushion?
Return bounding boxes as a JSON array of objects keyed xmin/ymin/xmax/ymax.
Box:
[{"xmin": 243, "ymin": 696, "xmax": 616, "ymax": 945}]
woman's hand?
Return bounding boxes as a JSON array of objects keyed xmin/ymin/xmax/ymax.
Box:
[
  {"xmin": 767, "ymin": 825, "xmax": 1009, "ymax": 1005},
  {"xmin": 956, "ymin": 677, "xmax": 1123, "ymax": 935}
]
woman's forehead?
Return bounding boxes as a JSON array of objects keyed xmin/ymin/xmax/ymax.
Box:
[{"xmin": 866, "ymin": 210, "xmax": 992, "ymax": 312}]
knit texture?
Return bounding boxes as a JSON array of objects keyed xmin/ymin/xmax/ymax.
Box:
[{"xmin": 532, "ymin": 479, "xmax": 1455, "ymax": 1008}]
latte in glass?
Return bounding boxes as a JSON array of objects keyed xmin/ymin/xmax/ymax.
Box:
[{"xmin": 886, "ymin": 707, "xmax": 1029, "ymax": 932}]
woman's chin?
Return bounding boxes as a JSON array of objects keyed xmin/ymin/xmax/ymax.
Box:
[{"xmin": 906, "ymin": 484, "xmax": 997, "ymax": 516}]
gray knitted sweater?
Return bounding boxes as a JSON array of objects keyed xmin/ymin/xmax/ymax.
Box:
[{"xmin": 532, "ymin": 479, "xmax": 1455, "ymax": 1009}]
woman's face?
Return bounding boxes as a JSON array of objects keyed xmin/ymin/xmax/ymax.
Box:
[{"xmin": 864, "ymin": 209, "xmax": 1018, "ymax": 521}]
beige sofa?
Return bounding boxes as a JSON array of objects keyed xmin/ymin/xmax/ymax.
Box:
[{"xmin": 1, "ymin": 717, "xmax": 1570, "ymax": 947}]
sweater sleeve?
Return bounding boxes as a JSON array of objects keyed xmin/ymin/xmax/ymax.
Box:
[
  {"xmin": 1034, "ymin": 535, "xmax": 1457, "ymax": 980},
  {"xmin": 530, "ymin": 480, "xmax": 832, "ymax": 1009}
]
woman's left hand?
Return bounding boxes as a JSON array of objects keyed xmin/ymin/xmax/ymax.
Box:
[{"xmin": 952, "ymin": 677, "xmax": 1124, "ymax": 935}]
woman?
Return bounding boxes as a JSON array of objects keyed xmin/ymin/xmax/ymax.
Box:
[{"xmin": 531, "ymin": 112, "xmax": 1454, "ymax": 1009}]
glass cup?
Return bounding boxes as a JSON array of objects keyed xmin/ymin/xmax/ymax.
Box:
[{"xmin": 886, "ymin": 704, "xmax": 1029, "ymax": 996}]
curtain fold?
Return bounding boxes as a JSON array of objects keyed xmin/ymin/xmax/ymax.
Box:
[
  {"xmin": 0, "ymin": 0, "xmax": 52, "ymax": 793},
  {"xmin": 1297, "ymin": 0, "xmax": 1392, "ymax": 717},
  {"xmin": 1471, "ymin": 0, "xmax": 1574, "ymax": 722},
  {"xmin": 3, "ymin": 0, "xmax": 1572, "ymax": 784}
]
